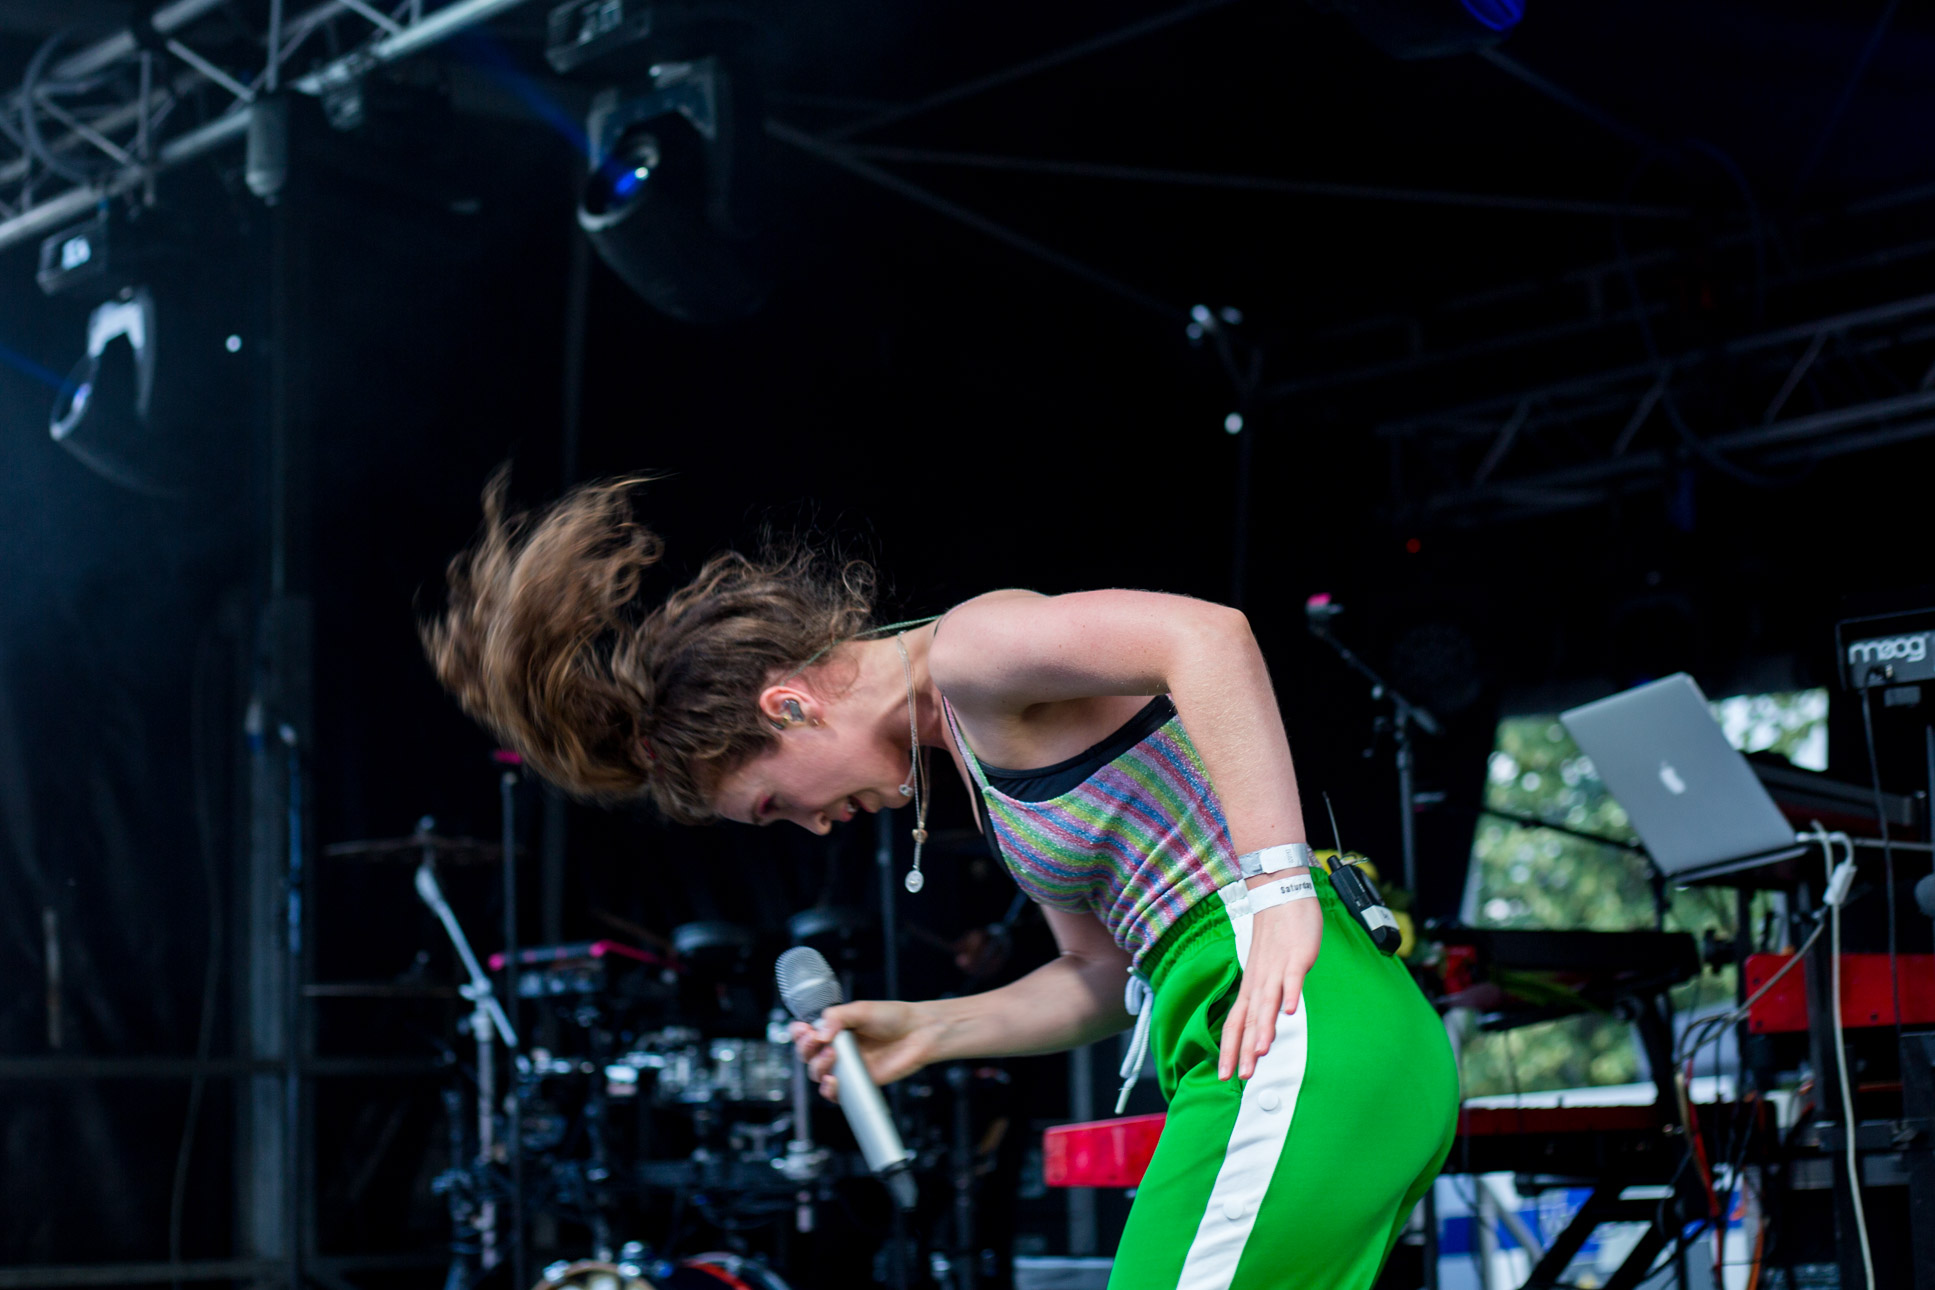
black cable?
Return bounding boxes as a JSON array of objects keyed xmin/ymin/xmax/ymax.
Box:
[
  {"xmin": 1791, "ymin": 0, "xmax": 1901, "ymax": 200},
  {"xmin": 1855, "ymin": 680, "xmax": 1905, "ymax": 1056},
  {"xmin": 1711, "ymin": 1087, "xmax": 1765, "ymax": 1284},
  {"xmin": 1475, "ymin": 805, "xmax": 1648, "ymax": 855},
  {"xmin": 1683, "ymin": 138, "xmax": 1771, "ymax": 323},
  {"xmin": 1676, "ymin": 909, "xmax": 1828, "ymax": 1071},
  {"xmin": 20, "ymin": 32, "xmax": 110, "ymax": 186}
]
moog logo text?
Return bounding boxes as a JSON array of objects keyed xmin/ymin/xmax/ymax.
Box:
[{"xmin": 1848, "ymin": 633, "xmax": 1930, "ymax": 667}]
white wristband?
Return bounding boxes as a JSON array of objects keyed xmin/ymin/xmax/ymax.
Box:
[
  {"xmin": 1238, "ymin": 842, "xmax": 1313, "ymax": 879},
  {"xmin": 1247, "ymin": 874, "xmax": 1317, "ymax": 913}
]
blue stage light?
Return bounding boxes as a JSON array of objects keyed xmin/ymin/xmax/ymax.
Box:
[
  {"xmin": 1460, "ymin": 0, "xmax": 1524, "ymax": 32},
  {"xmin": 1332, "ymin": 0, "xmax": 1525, "ymax": 58},
  {"xmin": 578, "ymin": 59, "xmax": 771, "ymax": 325},
  {"xmin": 611, "ymin": 165, "xmax": 651, "ymax": 200}
]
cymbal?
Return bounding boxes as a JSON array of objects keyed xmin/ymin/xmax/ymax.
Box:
[
  {"xmin": 322, "ymin": 828, "xmax": 515, "ymax": 863},
  {"xmin": 302, "ymin": 981, "xmax": 463, "ymax": 999}
]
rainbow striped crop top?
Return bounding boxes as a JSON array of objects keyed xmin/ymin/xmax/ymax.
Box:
[{"xmin": 941, "ymin": 695, "xmax": 1242, "ymax": 968}]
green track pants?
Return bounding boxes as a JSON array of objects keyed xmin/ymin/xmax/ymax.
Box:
[{"xmin": 1108, "ymin": 867, "xmax": 1458, "ymax": 1290}]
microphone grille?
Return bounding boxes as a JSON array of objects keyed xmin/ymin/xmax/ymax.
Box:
[{"xmin": 775, "ymin": 945, "xmax": 844, "ymax": 1022}]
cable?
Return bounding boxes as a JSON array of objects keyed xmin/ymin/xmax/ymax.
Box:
[
  {"xmin": 1790, "ymin": 0, "xmax": 1901, "ymax": 200},
  {"xmin": 1673, "ymin": 824, "xmax": 1853, "ymax": 1076},
  {"xmin": 20, "ymin": 32, "xmax": 112, "ymax": 186},
  {"xmin": 1830, "ymin": 881, "xmax": 1876, "ymax": 1290},
  {"xmin": 1711, "ymin": 1090, "xmax": 1761, "ymax": 1286},
  {"xmin": 1675, "ymin": 915, "xmax": 1824, "ymax": 1072},
  {"xmin": 1855, "ymin": 680, "xmax": 1905, "ymax": 1055},
  {"xmin": 1744, "ymin": 1217, "xmax": 1766, "ymax": 1290}
]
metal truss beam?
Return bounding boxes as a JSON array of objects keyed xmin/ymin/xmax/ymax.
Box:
[
  {"xmin": 768, "ymin": 119, "xmax": 1191, "ymax": 325},
  {"xmin": 1261, "ymin": 167, "xmax": 1935, "ymax": 409},
  {"xmin": 821, "ymin": 0, "xmax": 1244, "ymax": 143},
  {"xmin": 1385, "ymin": 291, "xmax": 1935, "ymax": 524},
  {"xmin": 0, "ymin": 0, "xmax": 537, "ymax": 257},
  {"xmin": 0, "ymin": 109, "xmax": 249, "ymax": 251},
  {"xmin": 295, "ymin": 0, "xmax": 533, "ymax": 94},
  {"xmin": 841, "ymin": 145, "xmax": 1692, "ymax": 220}
]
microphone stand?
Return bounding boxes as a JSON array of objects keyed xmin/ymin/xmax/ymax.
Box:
[
  {"xmin": 1305, "ymin": 613, "xmax": 1443, "ymax": 1290},
  {"xmin": 1305, "ymin": 619, "xmax": 1441, "ymax": 907},
  {"xmin": 874, "ymin": 812, "xmax": 911, "ymax": 1290},
  {"xmin": 415, "ymin": 839, "xmax": 518, "ymax": 1284},
  {"xmin": 499, "ymin": 770, "xmax": 528, "ymax": 1290}
]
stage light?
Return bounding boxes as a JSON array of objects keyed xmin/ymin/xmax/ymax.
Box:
[
  {"xmin": 1318, "ymin": 0, "xmax": 1524, "ymax": 59},
  {"xmin": 43, "ymin": 272, "xmax": 244, "ymax": 498},
  {"xmin": 37, "ymin": 211, "xmax": 110, "ymax": 297},
  {"xmin": 47, "ymin": 287, "xmax": 178, "ymax": 495},
  {"xmin": 578, "ymin": 58, "xmax": 771, "ymax": 325}
]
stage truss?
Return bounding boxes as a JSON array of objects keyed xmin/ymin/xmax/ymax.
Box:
[
  {"xmin": 1379, "ymin": 290, "xmax": 1935, "ymax": 526},
  {"xmin": 0, "ymin": 0, "xmax": 538, "ymax": 255}
]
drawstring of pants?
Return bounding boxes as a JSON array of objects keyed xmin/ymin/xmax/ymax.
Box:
[{"xmin": 1117, "ymin": 969, "xmax": 1154, "ymax": 1114}]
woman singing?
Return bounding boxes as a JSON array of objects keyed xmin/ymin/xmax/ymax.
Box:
[{"xmin": 424, "ymin": 475, "xmax": 1456, "ymax": 1290}]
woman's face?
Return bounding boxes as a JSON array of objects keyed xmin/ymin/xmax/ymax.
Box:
[{"xmin": 709, "ymin": 722, "xmax": 911, "ymax": 834}]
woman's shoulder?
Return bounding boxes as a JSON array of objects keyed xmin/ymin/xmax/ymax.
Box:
[
  {"xmin": 937, "ymin": 587, "xmax": 1043, "ymax": 629},
  {"xmin": 928, "ymin": 588, "xmax": 1044, "ymax": 702}
]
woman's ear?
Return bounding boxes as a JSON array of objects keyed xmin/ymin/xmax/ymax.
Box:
[{"xmin": 758, "ymin": 684, "xmax": 821, "ymax": 729}]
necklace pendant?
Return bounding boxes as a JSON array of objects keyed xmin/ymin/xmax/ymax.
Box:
[{"xmin": 904, "ymin": 869, "xmax": 925, "ymax": 893}]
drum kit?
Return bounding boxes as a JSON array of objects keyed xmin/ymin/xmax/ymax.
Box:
[{"xmin": 322, "ymin": 815, "xmax": 903, "ymax": 1290}]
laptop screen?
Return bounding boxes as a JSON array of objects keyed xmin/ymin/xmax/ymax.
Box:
[{"xmin": 1561, "ymin": 674, "xmax": 1800, "ymax": 877}]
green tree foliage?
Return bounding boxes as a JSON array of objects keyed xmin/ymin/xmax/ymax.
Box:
[{"xmin": 1457, "ymin": 693, "xmax": 1824, "ymax": 1097}]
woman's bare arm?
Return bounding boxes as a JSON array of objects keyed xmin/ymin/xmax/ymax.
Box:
[
  {"xmin": 922, "ymin": 905, "xmax": 1131, "ymax": 1060},
  {"xmin": 792, "ymin": 905, "xmax": 1130, "ymax": 1098}
]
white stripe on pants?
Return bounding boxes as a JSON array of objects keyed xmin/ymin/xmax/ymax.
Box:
[{"xmin": 1175, "ymin": 882, "xmax": 1312, "ymax": 1290}]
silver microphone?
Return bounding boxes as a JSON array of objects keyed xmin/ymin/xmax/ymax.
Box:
[{"xmin": 775, "ymin": 946, "xmax": 917, "ymax": 1209}]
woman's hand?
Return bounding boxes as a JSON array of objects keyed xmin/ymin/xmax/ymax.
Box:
[
  {"xmin": 788, "ymin": 999, "xmax": 940, "ymax": 1102},
  {"xmin": 1218, "ymin": 889, "xmax": 1323, "ymax": 1081}
]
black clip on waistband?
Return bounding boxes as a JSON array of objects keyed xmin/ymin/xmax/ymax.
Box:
[{"xmin": 1327, "ymin": 856, "xmax": 1403, "ymax": 957}]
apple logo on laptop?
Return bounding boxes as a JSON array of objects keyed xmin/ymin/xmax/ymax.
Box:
[{"xmin": 1658, "ymin": 761, "xmax": 1688, "ymax": 795}]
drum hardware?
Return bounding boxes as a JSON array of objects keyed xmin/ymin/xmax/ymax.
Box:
[
  {"xmin": 300, "ymin": 980, "xmax": 461, "ymax": 998},
  {"xmin": 322, "ymin": 821, "xmax": 517, "ymax": 865},
  {"xmin": 704, "ymin": 1037, "xmax": 793, "ymax": 1103},
  {"xmin": 533, "ymin": 1250, "xmax": 795, "ymax": 1290},
  {"xmin": 727, "ymin": 1115, "xmax": 793, "ymax": 1159},
  {"xmin": 526, "ymin": 1048, "xmax": 598, "ymax": 1078},
  {"xmin": 664, "ymin": 1252, "xmax": 795, "ymax": 1290},
  {"xmin": 491, "ymin": 939, "xmax": 681, "ymax": 1001},
  {"xmin": 404, "ymin": 882, "xmax": 959, "ymax": 1287},
  {"xmin": 671, "ymin": 921, "xmax": 757, "ymax": 975},
  {"xmin": 786, "ymin": 905, "xmax": 876, "ymax": 980},
  {"xmin": 538, "ymin": 1256, "xmax": 651, "ymax": 1290},
  {"xmin": 599, "ymin": 1027, "xmax": 795, "ymax": 1106},
  {"xmin": 415, "ymin": 851, "xmax": 519, "ymax": 1283}
]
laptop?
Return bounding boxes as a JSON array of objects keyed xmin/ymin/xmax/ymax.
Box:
[{"xmin": 1561, "ymin": 673, "xmax": 1806, "ymax": 882}]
